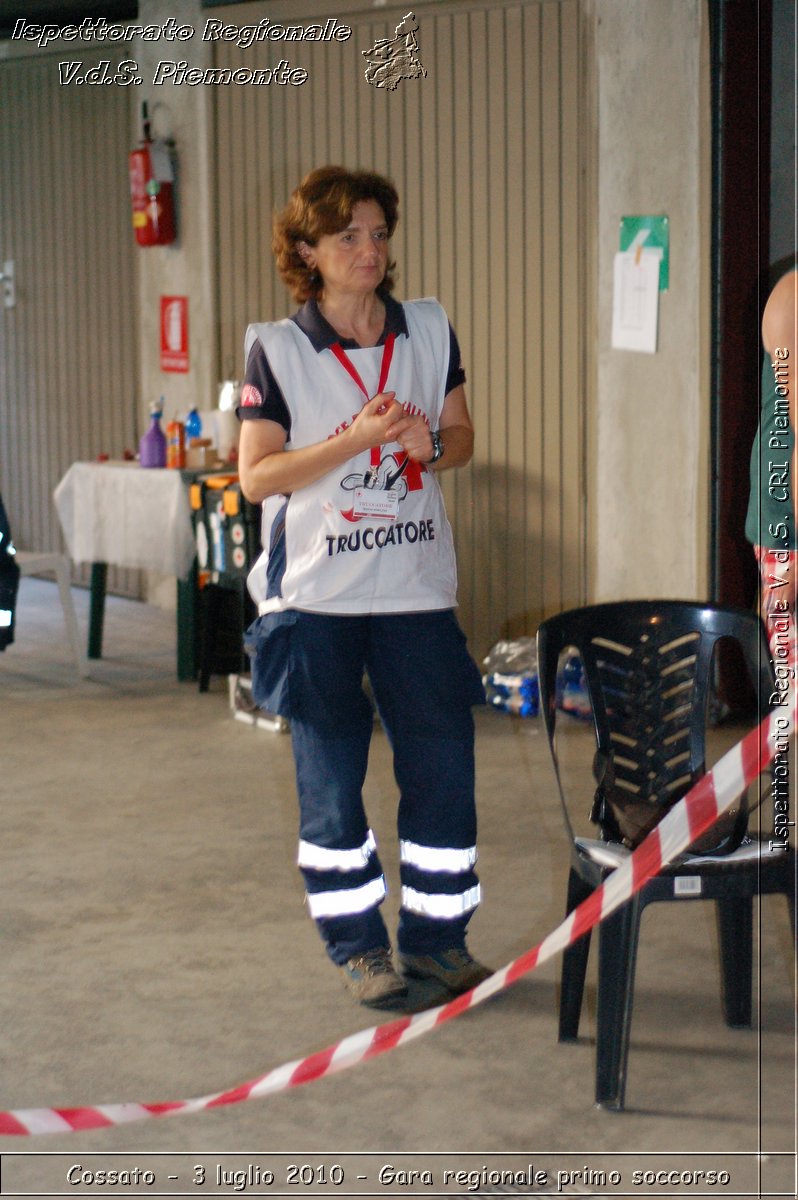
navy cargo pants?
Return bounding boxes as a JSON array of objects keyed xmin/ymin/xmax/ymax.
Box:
[{"xmin": 281, "ymin": 608, "xmax": 485, "ymax": 965}]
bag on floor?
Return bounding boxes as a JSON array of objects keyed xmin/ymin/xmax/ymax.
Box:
[{"xmin": 590, "ymin": 746, "xmax": 748, "ymax": 855}]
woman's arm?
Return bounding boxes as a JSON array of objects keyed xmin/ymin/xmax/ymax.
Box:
[
  {"xmin": 394, "ymin": 383, "xmax": 475, "ymax": 470},
  {"xmin": 238, "ymin": 392, "xmax": 419, "ymax": 503}
]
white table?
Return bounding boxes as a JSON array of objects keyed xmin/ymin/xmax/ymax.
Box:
[
  {"xmin": 54, "ymin": 462, "xmax": 198, "ymax": 676},
  {"xmin": 54, "ymin": 461, "xmax": 196, "ymax": 576}
]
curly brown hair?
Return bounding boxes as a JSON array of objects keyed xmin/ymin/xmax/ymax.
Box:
[{"xmin": 272, "ymin": 166, "xmax": 399, "ymax": 302}]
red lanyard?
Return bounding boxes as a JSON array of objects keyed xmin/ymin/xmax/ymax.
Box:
[
  {"xmin": 330, "ymin": 333, "xmax": 396, "ymax": 475},
  {"xmin": 330, "ymin": 332, "xmax": 395, "ymax": 403}
]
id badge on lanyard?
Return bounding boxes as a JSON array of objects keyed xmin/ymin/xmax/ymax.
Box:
[
  {"xmin": 352, "ymin": 486, "xmax": 399, "ymax": 520},
  {"xmin": 331, "ymin": 334, "xmax": 402, "ymax": 520}
]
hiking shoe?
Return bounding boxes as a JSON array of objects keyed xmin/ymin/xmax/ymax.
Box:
[
  {"xmin": 399, "ymin": 948, "xmax": 493, "ymax": 995},
  {"xmin": 339, "ymin": 947, "xmax": 409, "ymax": 1008}
]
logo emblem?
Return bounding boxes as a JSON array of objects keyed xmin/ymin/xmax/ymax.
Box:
[{"xmin": 362, "ymin": 11, "xmax": 427, "ymax": 91}]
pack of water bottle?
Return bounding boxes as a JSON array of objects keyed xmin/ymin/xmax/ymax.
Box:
[
  {"xmin": 482, "ymin": 637, "xmax": 591, "ymax": 720},
  {"xmin": 482, "ymin": 637, "xmax": 540, "ymax": 718}
]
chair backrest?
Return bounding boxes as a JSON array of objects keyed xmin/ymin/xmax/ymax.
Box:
[{"xmin": 537, "ymin": 600, "xmax": 775, "ymax": 853}]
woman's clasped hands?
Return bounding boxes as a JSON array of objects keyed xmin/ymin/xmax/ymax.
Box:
[{"xmin": 350, "ymin": 391, "xmax": 434, "ymax": 463}]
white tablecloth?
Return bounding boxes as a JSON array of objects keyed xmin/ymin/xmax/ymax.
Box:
[{"xmin": 54, "ymin": 462, "xmax": 196, "ymax": 577}]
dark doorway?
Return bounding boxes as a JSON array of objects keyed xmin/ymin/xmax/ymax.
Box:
[{"xmin": 709, "ymin": 0, "xmax": 773, "ymax": 712}]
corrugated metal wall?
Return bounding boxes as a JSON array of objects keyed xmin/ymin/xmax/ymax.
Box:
[
  {"xmin": 214, "ymin": 0, "xmax": 587, "ymax": 655},
  {"xmin": 0, "ymin": 47, "xmax": 140, "ymax": 594}
]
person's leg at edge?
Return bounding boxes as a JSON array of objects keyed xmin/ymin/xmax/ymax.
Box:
[{"xmin": 755, "ymin": 547, "xmax": 798, "ymax": 679}]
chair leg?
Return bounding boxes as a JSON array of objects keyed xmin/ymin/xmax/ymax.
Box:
[
  {"xmin": 716, "ymin": 896, "xmax": 753, "ymax": 1027},
  {"xmin": 559, "ymin": 869, "xmax": 595, "ymax": 1041},
  {"xmin": 595, "ymin": 894, "xmax": 642, "ymax": 1110},
  {"xmin": 198, "ymin": 585, "xmax": 221, "ymax": 693},
  {"xmin": 176, "ymin": 562, "xmax": 199, "ymax": 683},
  {"xmin": 88, "ymin": 563, "xmax": 107, "ymax": 660},
  {"xmin": 53, "ymin": 558, "xmax": 88, "ymax": 678}
]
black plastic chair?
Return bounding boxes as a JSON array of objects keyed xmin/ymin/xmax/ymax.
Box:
[{"xmin": 537, "ymin": 600, "xmax": 796, "ymax": 1111}]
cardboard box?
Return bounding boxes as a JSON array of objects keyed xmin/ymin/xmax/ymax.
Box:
[{"xmin": 186, "ymin": 440, "xmax": 219, "ymax": 470}]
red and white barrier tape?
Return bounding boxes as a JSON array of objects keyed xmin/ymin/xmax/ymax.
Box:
[{"xmin": 1, "ymin": 705, "xmax": 792, "ymax": 1137}]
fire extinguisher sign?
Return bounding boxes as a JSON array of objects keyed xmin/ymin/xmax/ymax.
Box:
[{"xmin": 160, "ymin": 296, "xmax": 189, "ymax": 373}]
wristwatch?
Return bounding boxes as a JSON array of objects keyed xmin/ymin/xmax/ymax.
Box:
[{"xmin": 429, "ymin": 430, "xmax": 445, "ymax": 464}]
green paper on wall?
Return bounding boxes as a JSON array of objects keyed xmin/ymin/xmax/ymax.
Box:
[{"xmin": 619, "ymin": 215, "xmax": 669, "ymax": 290}]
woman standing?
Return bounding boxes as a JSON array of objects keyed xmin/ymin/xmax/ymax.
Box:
[{"xmin": 238, "ymin": 167, "xmax": 489, "ymax": 1009}]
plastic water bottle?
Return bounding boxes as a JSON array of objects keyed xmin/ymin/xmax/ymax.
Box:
[
  {"xmin": 484, "ymin": 670, "xmax": 540, "ymax": 717},
  {"xmin": 139, "ymin": 400, "xmax": 167, "ymax": 468},
  {"xmin": 185, "ymin": 406, "xmax": 202, "ymax": 442},
  {"xmin": 556, "ymin": 650, "xmax": 591, "ymax": 718}
]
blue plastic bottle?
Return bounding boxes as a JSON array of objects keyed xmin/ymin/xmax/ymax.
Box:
[{"xmin": 185, "ymin": 406, "xmax": 202, "ymax": 442}]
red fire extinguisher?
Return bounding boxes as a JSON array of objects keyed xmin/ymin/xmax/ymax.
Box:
[{"xmin": 128, "ymin": 102, "xmax": 176, "ymax": 247}]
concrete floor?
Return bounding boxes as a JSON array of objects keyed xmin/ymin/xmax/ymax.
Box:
[{"xmin": 0, "ymin": 578, "xmax": 795, "ymax": 1199}]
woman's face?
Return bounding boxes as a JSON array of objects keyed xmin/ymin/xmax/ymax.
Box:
[{"xmin": 303, "ymin": 199, "xmax": 390, "ymax": 299}]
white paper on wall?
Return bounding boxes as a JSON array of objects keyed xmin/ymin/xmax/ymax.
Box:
[{"xmin": 611, "ymin": 248, "xmax": 662, "ymax": 354}]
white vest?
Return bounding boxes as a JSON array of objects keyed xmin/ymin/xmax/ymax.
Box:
[{"xmin": 245, "ymin": 298, "xmax": 459, "ymax": 615}]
